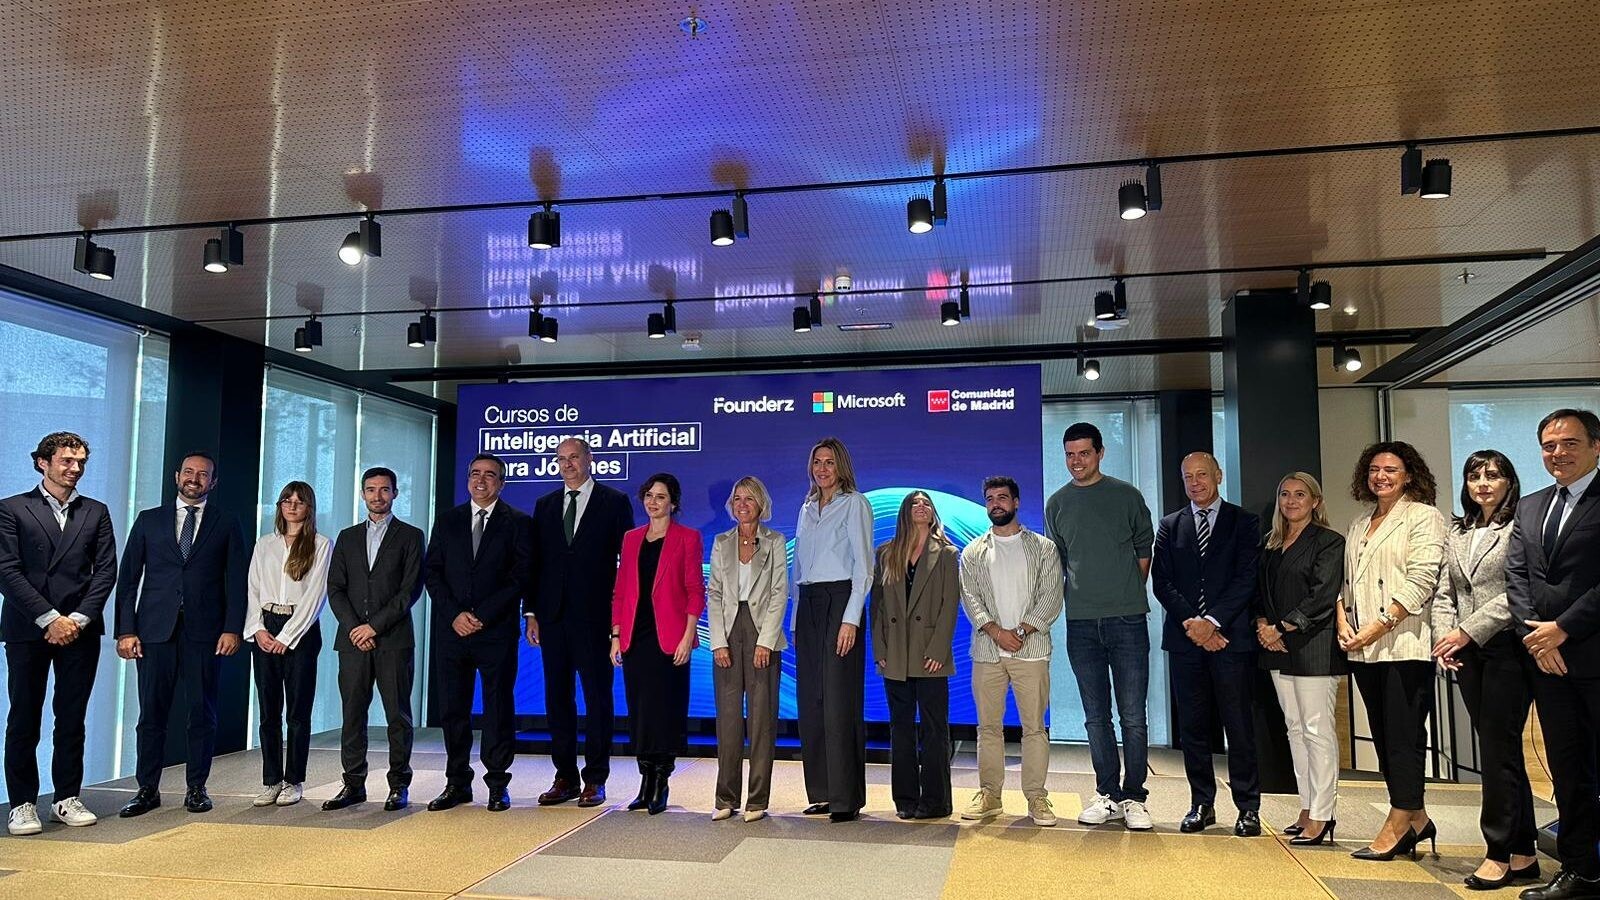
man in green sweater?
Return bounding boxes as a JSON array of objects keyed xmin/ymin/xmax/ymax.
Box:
[{"xmin": 1043, "ymin": 422, "xmax": 1156, "ymax": 831}]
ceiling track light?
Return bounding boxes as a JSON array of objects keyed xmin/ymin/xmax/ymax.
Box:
[
  {"xmin": 406, "ymin": 322, "xmax": 425, "ymax": 348},
  {"xmin": 809, "ymin": 292, "xmax": 823, "ymax": 326},
  {"xmin": 1143, "ymin": 162, "xmax": 1163, "ymax": 212},
  {"xmin": 1420, "ymin": 159, "xmax": 1452, "ymax": 199},
  {"xmin": 1118, "ymin": 180, "xmax": 1147, "ymax": 220},
  {"xmin": 73, "ymin": 234, "xmax": 115, "ymax": 280},
  {"xmin": 293, "ymin": 326, "xmax": 312, "ymax": 353},
  {"xmin": 540, "ymin": 315, "xmax": 559, "ymax": 343},
  {"xmin": 340, "ymin": 215, "xmax": 381, "ymax": 265},
  {"xmin": 932, "ymin": 177, "xmax": 948, "ymax": 226},
  {"xmin": 958, "ymin": 285, "xmax": 971, "ymax": 319},
  {"xmin": 294, "ymin": 315, "xmax": 323, "ymax": 352},
  {"xmin": 647, "ymin": 311, "xmax": 666, "ymax": 339},
  {"xmin": 907, "ymin": 196, "xmax": 934, "ymax": 234},
  {"xmin": 1309, "ymin": 280, "xmax": 1333, "ymax": 310},
  {"xmin": 528, "ymin": 204, "xmax": 560, "ymax": 249},
  {"xmin": 1093, "ymin": 290, "xmax": 1117, "ymax": 320},
  {"xmin": 709, "ymin": 208, "xmax": 735, "ymax": 246},
  {"xmin": 1400, "ymin": 144, "xmax": 1423, "ymax": 195},
  {"xmin": 792, "ymin": 305, "xmax": 812, "ymax": 333},
  {"xmin": 940, "ymin": 300, "xmax": 961, "ymax": 326},
  {"xmin": 1076, "ymin": 353, "xmax": 1101, "ymax": 381},
  {"xmin": 528, "ymin": 308, "xmax": 545, "ymax": 338},
  {"xmin": 663, "ymin": 301, "xmax": 677, "ymax": 333},
  {"xmin": 731, "ymin": 193, "xmax": 749, "ymax": 239},
  {"xmin": 420, "ymin": 310, "xmax": 438, "ymax": 343},
  {"xmin": 1333, "ymin": 341, "xmax": 1363, "ymax": 372},
  {"xmin": 205, "ymin": 224, "xmax": 244, "ymax": 272}
]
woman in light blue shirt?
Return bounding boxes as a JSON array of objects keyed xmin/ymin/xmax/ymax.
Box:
[{"xmin": 793, "ymin": 436, "xmax": 874, "ymax": 822}]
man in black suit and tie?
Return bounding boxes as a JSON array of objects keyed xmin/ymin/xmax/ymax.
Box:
[
  {"xmin": 423, "ymin": 453, "xmax": 532, "ymax": 812},
  {"xmin": 1151, "ymin": 451, "xmax": 1263, "ymax": 837},
  {"xmin": 1, "ymin": 432, "xmax": 118, "ymax": 836},
  {"xmin": 1510, "ymin": 409, "xmax": 1600, "ymax": 900},
  {"xmin": 525, "ymin": 438, "xmax": 633, "ymax": 808},
  {"xmin": 322, "ymin": 466, "xmax": 425, "ymax": 812},
  {"xmin": 115, "ymin": 451, "xmax": 248, "ymax": 817}
]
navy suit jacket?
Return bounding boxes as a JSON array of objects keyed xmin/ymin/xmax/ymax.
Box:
[
  {"xmin": 114, "ymin": 502, "xmax": 248, "ymax": 643},
  {"xmin": 424, "ymin": 500, "xmax": 532, "ymax": 646},
  {"xmin": 0, "ymin": 487, "xmax": 118, "ymax": 642},
  {"xmin": 1508, "ymin": 475, "xmax": 1600, "ymax": 678},
  {"xmin": 1151, "ymin": 501, "xmax": 1261, "ymax": 654},
  {"xmin": 526, "ymin": 482, "xmax": 634, "ymax": 630}
]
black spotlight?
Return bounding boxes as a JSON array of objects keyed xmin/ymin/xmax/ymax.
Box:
[
  {"xmin": 302, "ymin": 316, "xmax": 323, "ymax": 347},
  {"xmin": 1077, "ymin": 354, "xmax": 1101, "ymax": 380},
  {"xmin": 1118, "ymin": 181, "xmax": 1147, "ymax": 220},
  {"xmin": 933, "ymin": 177, "xmax": 948, "ymax": 226},
  {"xmin": 293, "ymin": 327, "xmax": 312, "ymax": 353},
  {"xmin": 710, "ymin": 209, "xmax": 735, "ymax": 246},
  {"xmin": 74, "ymin": 235, "xmax": 116, "ymax": 280},
  {"xmin": 1309, "ymin": 281, "xmax": 1333, "ymax": 311},
  {"xmin": 1420, "ymin": 159, "xmax": 1451, "ymax": 199},
  {"xmin": 792, "ymin": 306, "xmax": 812, "ymax": 333},
  {"xmin": 203, "ymin": 238, "xmax": 226, "ymax": 273},
  {"xmin": 528, "ymin": 206, "xmax": 560, "ymax": 249},
  {"xmin": 809, "ymin": 292, "xmax": 823, "ymax": 326},
  {"xmin": 528, "ymin": 309, "xmax": 545, "ymax": 338},
  {"xmin": 1334, "ymin": 342, "xmax": 1364, "ymax": 372},
  {"xmin": 406, "ymin": 322, "xmax": 425, "ymax": 348},
  {"xmin": 958, "ymin": 286, "xmax": 971, "ymax": 319},
  {"xmin": 205, "ymin": 225, "xmax": 244, "ymax": 272},
  {"xmin": 940, "ymin": 300, "xmax": 961, "ymax": 326},
  {"xmin": 340, "ymin": 216, "xmax": 381, "ymax": 265},
  {"xmin": 1094, "ymin": 291, "xmax": 1117, "ymax": 320},
  {"xmin": 540, "ymin": 316, "xmax": 559, "ymax": 343},
  {"xmin": 907, "ymin": 196, "xmax": 934, "ymax": 234},
  {"xmin": 420, "ymin": 310, "xmax": 438, "ymax": 343},
  {"xmin": 663, "ymin": 301, "xmax": 677, "ymax": 333},
  {"xmin": 731, "ymin": 193, "xmax": 750, "ymax": 239},
  {"xmin": 647, "ymin": 312, "xmax": 666, "ymax": 339}
]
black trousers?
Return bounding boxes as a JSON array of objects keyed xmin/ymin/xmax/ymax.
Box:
[
  {"xmin": 337, "ymin": 646, "xmax": 415, "ymax": 790},
  {"xmin": 1171, "ymin": 647, "xmax": 1260, "ymax": 811},
  {"xmin": 135, "ymin": 634, "xmax": 222, "ymax": 791},
  {"xmin": 437, "ymin": 635, "xmax": 517, "ymax": 792},
  {"xmin": 1349, "ymin": 659, "xmax": 1433, "ymax": 810},
  {"xmin": 1532, "ymin": 667, "xmax": 1600, "ymax": 878},
  {"xmin": 540, "ymin": 616, "xmax": 614, "ymax": 785},
  {"xmin": 623, "ymin": 641, "xmax": 689, "ymax": 768},
  {"xmin": 796, "ymin": 580, "xmax": 866, "ymax": 813},
  {"xmin": 251, "ymin": 611, "xmax": 321, "ymax": 786},
  {"xmin": 884, "ymin": 675, "xmax": 951, "ymax": 816},
  {"xmin": 5, "ymin": 637, "xmax": 99, "ymax": 807},
  {"xmin": 1456, "ymin": 632, "xmax": 1537, "ymax": 862}
]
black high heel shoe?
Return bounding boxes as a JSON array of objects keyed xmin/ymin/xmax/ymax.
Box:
[
  {"xmin": 1282, "ymin": 823, "xmax": 1305, "ymax": 836},
  {"xmin": 1351, "ymin": 826, "xmax": 1420, "ymax": 861},
  {"xmin": 1415, "ymin": 820, "xmax": 1438, "ymax": 856},
  {"xmin": 1289, "ymin": 819, "xmax": 1336, "ymax": 846}
]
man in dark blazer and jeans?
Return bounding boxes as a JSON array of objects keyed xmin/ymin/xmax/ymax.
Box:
[
  {"xmin": 115, "ymin": 451, "xmax": 248, "ymax": 817},
  {"xmin": 525, "ymin": 438, "xmax": 633, "ymax": 808},
  {"xmin": 1151, "ymin": 451, "xmax": 1262, "ymax": 837},
  {"xmin": 424, "ymin": 453, "xmax": 532, "ymax": 812},
  {"xmin": 1, "ymin": 432, "xmax": 117, "ymax": 835},
  {"xmin": 323, "ymin": 466, "xmax": 425, "ymax": 812},
  {"xmin": 1510, "ymin": 409, "xmax": 1600, "ymax": 900}
]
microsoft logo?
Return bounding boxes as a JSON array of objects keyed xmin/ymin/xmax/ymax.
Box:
[{"xmin": 811, "ymin": 391, "xmax": 834, "ymax": 413}]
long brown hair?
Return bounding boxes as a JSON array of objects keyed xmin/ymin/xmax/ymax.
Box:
[
  {"xmin": 273, "ymin": 481, "xmax": 319, "ymax": 582},
  {"xmin": 1266, "ymin": 472, "xmax": 1331, "ymax": 550},
  {"xmin": 878, "ymin": 491, "xmax": 951, "ymax": 584}
]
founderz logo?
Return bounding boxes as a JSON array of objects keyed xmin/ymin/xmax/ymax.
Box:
[
  {"xmin": 811, "ymin": 390, "xmax": 908, "ymax": 413},
  {"xmin": 712, "ymin": 396, "xmax": 795, "ymax": 414}
]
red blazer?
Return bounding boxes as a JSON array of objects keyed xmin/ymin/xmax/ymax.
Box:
[{"xmin": 613, "ymin": 522, "xmax": 706, "ymax": 655}]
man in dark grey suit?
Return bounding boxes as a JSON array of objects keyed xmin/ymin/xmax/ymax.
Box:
[
  {"xmin": 323, "ymin": 467, "xmax": 425, "ymax": 812},
  {"xmin": 1, "ymin": 432, "xmax": 117, "ymax": 836}
]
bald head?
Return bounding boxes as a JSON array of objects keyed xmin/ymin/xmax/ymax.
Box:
[{"xmin": 1180, "ymin": 451, "xmax": 1222, "ymax": 507}]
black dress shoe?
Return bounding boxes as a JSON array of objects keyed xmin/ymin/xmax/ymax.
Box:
[
  {"xmin": 383, "ymin": 789, "xmax": 409, "ymax": 811},
  {"xmin": 803, "ymin": 802, "xmax": 830, "ymax": 815},
  {"xmin": 487, "ymin": 789, "xmax": 511, "ymax": 812},
  {"xmin": 829, "ymin": 810, "xmax": 858, "ymax": 823},
  {"xmin": 321, "ymin": 785, "xmax": 367, "ymax": 811},
  {"xmin": 184, "ymin": 787, "xmax": 213, "ymax": 813},
  {"xmin": 1234, "ymin": 810, "xmax": 1262, "ymax": 837},
  {"xmin": 1521, "ymin": 869, "xmax": 1600, "ymax": 900},
  {"xmin": 1180, "ymin": 805, "xmax": 1216, "ymax": 833},
  {"xmin": 119, "ymin": 787, "xmax": 161, "ymax": 818},
  {"xmin": 578, "ymin": 783, "xmax": 607, "ymax": 808},
  {"xmin": 427, "ymin": 786, "xmax": 473, "ymax": 811},
  {"xmin": 896, "ymin": 809, "xmax": 913, "ymax": 820}
]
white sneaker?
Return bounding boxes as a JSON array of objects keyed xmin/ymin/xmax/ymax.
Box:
[
  {"xmin": 275, "ymin": 783, "xmax": 303, "ymax": 807},
  {"xmin": 52, "ymin": 796, "xmax": 97, "ymax": 826},
  {"xmin": 1029, "ymin": 796, "xmax": 1057, "ymax": 827},
  {"xmin": 8, "ymin": 802, "xmax": 42, "ymax": 835},
  {"xmin": 961, "ymin": 790, "xmax": 1003, "ymax": 820},
  {"xmin": 1122, "ymin": 799, "xmax": 1153, "ymax": 831},
  {"xmin": 1077, "ymin": 794, "xmax": 1124, "ymax": 825},
  {"xmin": 253, "ymin": 783, "xmax": 284, "ymax": 807}
]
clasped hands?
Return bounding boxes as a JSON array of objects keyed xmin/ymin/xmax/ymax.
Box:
[
  {"xmin": 452, "ymin": 610, "xmax": 484, "ymax": 637},
  {"xmin": 43, "ymin": 616, "xmax": 81, "ymax": 646},
  {"xmin": 1185, "ymin": 617, "xmax": 1227, "ymax": 652},
  {"xmin": 1523, "ymin": 619, "xmax": 1569, "ymax": 676},
  {"xmin": 712, "ymin": 645, "xmax": 775, "ymax": 669},
  {"xmin": 1254, "ymin": 619, "xmax": 1287, "ymax": 653}
]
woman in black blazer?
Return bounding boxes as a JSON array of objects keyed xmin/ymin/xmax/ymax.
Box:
[{"xmin": 1254, "ymin": 471, "xmax": 1346, "ymax": 846}]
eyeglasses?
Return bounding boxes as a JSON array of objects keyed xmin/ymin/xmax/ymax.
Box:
[{"xmin": 279, "ymin": 498, "xmax": 308, "ymax": 508}]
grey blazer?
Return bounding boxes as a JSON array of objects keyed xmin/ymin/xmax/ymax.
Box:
[
  {"xmin": 707, "ymin": 524, "xmax": 789, "ymax": 652},
  {"xmin": 1430, "ymin": 519, "xmax": 1515, "ymax": 647},
  {"xmin": 871, "ymin": 539, "xmax": 959, "ymax": 680}
]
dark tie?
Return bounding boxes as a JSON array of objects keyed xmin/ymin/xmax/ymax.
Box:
[
  {"xmin": 179, "ymin": 505, "xmax": 197, "ymax": 561},
  {"xmin": 1543, "ymin": 486, "xmax": 1571, "ymax": 558},
  {"xmin": 472, "ymin": 508, "xmax": 487, "ymax": 559},
  {"xmin": 1195, "ymin": 509, "xmax": 1211, "ymax": 614},
  {"xmin": 564, "ymin": 490, "xmax": 579, "ymax": 544}
]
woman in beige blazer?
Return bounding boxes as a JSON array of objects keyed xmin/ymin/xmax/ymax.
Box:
[
  {"xmin": 706, "ymin": 476, "xmax": 789, "ymax": 822},
  {"xmin": 1336, "ymin": 441, "xmax": 1447, "ymax": 862},
  {"xmin": 870, "ymin": 491, "xmax": 960, "ymax": 819}
]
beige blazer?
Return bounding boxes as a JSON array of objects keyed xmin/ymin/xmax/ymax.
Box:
[
  {"xmin": 1430, "ymin": 520, "xmax": 1515, "ymax": 647},
  {"xmin": 871, "ymin": 539, "xmax": 960, "ymax": 681},
  {"xmin": 1342, "ymin": 498, "xmax": 1447, "ymax": 662},
  {"xmin": 706, "ymin": 524, "xmax": 789, "ymax": 653}
]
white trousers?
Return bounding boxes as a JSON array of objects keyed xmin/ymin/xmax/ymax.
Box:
[{"xmin": 1271, "ymin": 671, "xmax": 1341, "ymax": 821}]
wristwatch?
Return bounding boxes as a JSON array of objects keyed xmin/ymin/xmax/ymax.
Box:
[
  {"xmin": 1013, "ymin": 625, "xmax": 1027, "ymax": 640},
  {"xmin": 1376, "ymin": 609, "xmax": 1398, "ymax": 629}
]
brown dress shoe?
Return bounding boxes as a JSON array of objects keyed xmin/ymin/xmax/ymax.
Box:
[
  {"xmin": 577, "ymin": 783, "xmax": 607, "ymax": 808},
  {"xmin": 538, "ymin": 777, "xmax": 580, "ymax": 806}
]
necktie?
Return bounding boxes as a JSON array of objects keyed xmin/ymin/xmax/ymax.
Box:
[
  {"xmin": 564, "ymin": 490, "xmax": 579, "ymax": 544},
  {"xmin": 1195, "ymin": 508, "xmax": 1211, "ymax": 614},
  {"xmin": 179, "ymin": 505, "xmax": 197, "ymax": 561},
  {"xmin": 1543, "ymin": 486, "xmax": 1571, "ymax": 558},
  {"xmin": 472, "ymin": 508, "xmax": 487, "ymax": 558}
]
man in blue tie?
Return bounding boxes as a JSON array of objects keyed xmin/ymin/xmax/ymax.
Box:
[{"xmin": 114, "ymin": 452, "xmax": 248, "ymax": 817}]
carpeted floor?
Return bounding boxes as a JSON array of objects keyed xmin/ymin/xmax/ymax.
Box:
[{"xmin": 0, "ymin": 729, "xmax": 1554, "ymax": 899}]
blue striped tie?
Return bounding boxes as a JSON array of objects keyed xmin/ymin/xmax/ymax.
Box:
[{"xmin": 179, "ymin": 505, "xmax": 197, "ymax": 561}]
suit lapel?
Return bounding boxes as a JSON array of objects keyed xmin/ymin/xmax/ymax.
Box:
[
  {"xmin": 1466, "ymin": 523, "xmax": 1504, "ymax": 578},
  {"xmin": 1354, "ymin": 501, "xmax": 1408, "ymax": 581},
  {"xmin": 906, "ymin": 539, "xmax": 933, "ymax": 614},
  {"xmin": 49, "ymin": 499, "xmax": 89, "ymax": 570},
  {"xmin": 1552, "ymin": 478, "xmax": 1600, "ymax": 561},
  {"xmin": 183, "ymin": 503, "xmax": 218, "ymax": 560},
  {"xmin": 23, "ymin": 491, "xmax": 60, "ymax": 554},
  {"xmin": 369, "ymin": 520, "xmax": 402, "ymax": 572}
]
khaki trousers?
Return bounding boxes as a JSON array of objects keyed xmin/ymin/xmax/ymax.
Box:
[
  {"xmin": 973, "ymin": 657, "xmax": 1050, "ymax": 801},
  {"xmin": 713, "ymin": 604, "xmax": 780, "ymax": 811}
]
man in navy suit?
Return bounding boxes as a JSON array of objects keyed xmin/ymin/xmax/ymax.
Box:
[
  {"xmin": 1151, "ymin": 451, "xmax": 1262, "ymax": 836},
  {"xmin": 524, "ymin": 438, "xmax": 633, "ymax": 808},
  {"xmin": 1, "ymin": 432, "xmax": 118, "ymax": 836},
  {"xmin": 114, "ymin": 452, "xmax": 247, "ymax": 817},
  {"xmin": 1510, "ymin": 409, "xmax": 1600, "ymax": 900},
  {"xmin": 423, "ymin": 453, "xmax": 532, "ymax": 812}
]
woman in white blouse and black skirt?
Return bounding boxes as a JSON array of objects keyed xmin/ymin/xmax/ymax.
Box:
[{"xmin": 245, "ymin": 481, "xmax": 332, "ymax": 808}]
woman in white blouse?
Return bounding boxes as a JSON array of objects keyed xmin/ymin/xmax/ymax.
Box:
[
  {"xmin": 246, "ymin": 481, "xmax": 332, "ymax": 808},
  {"xmin": 1335, "ymin": 442, "xmax": 1447, "ymax": 862}
]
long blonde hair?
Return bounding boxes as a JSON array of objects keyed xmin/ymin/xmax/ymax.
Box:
[
  {"xmin": 878, "ymin": 491, "xmax": 952, "ymax": 584},
  {"xmin": 805, "ymin": 436, "xmax": 859, "ymax": 500},
  {"xmin": 273, "ymin": 481, "xmax": 319, "ymax": 581},
  {"xmin": 1266, "ymin": 471, "xmax": 1330, "ymax": 550}
]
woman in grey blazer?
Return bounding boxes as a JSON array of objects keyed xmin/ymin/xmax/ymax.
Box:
[
  {"xmin": 706, "ymin": 476, "xmax": 789, "ymax": 822},
  {"xmin": 870, "ymin": 491, "xmax": 960, "ymax": 820},
  {"xmin": 1431, "ymin": 451, "xmax": 1540, "ymax": 891}
]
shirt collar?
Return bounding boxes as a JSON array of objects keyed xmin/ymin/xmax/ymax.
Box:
[
  {"xmin": 471, "ymin": 498, "xmax": 499, "ymax": 517},
  {"xmin": 176, "ymin": 496, "xmax": 208, "ymax": 513},
  {"xmin": 1560, "ymin": 466, "xmax": 1598, "ymax": 499},
  {"xmin": 566, "ymin": 477, "xmax": 595, "ymax": 497},
  {"xmin": 367, "ymin": 513, "xmax": 393, "ymax": 530},
  {"xmin": 1190, "ymin": 496, "xmax": 1223, "ymax": 518},
  {"xmin": 39, "ymin": 481, "xmax": 79, "ymax": 511}
]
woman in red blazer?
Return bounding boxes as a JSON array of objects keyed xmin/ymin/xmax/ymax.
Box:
[{"xmin": 611, "ymin": 472, "xmax": 706, "ymax": 814}]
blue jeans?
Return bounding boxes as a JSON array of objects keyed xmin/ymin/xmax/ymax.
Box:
[{"xmin": 1066, "ymin": 615, "xmax": 1150, "ymax": 802}]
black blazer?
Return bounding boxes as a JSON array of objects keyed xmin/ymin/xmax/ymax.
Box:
[
  {"xmin": 1151, "ymin": 501, "xmax": 1261, "ymax": 654},
  {"xmin": 0, "ymin": 487, "xmax": 118, "ymax": 642},
  {"xmin": 424, "ymin": 500, "xmax": 532, "ymax": 645},
  {"xmin": 115, "ymin": 502, "xmax": 248, "ymax": 643},
  {"xmin": 526, "ymin": 482, "xmax": 634, "ymax": 628},
  {"xmin": 327, "ymin": 517, "xmax": 425, "ymax": 652},
  {"xmin": 1508, "ymin": 475, "xmax": 1600, "ymax": 678},
  {"xmin": 1254, "ymin": 525, "xmax": 1347, "ymax": 676}
]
